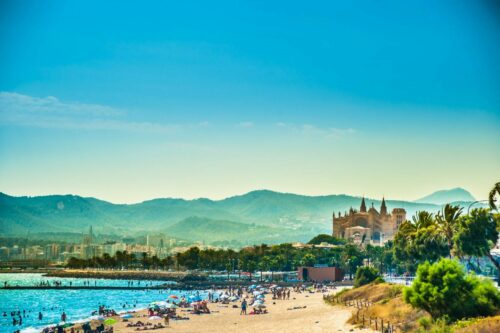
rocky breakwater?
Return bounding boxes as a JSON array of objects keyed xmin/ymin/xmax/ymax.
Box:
[{"xmin": 45, "ymin": 269, "xmax": 191, "ymax": 281}]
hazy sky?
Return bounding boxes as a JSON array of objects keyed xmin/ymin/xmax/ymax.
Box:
[{"xmin": 1, "ymin": 1, "xmax": 499, "ymax": 203}]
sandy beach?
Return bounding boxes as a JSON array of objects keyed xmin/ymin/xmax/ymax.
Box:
[{"xmin": 107, "ymin": 289, "xmax": 374, "ymax": 333}]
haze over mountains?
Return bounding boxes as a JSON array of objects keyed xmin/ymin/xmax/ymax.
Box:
[
  {"xmin": 0, "ymin": 188, "xmax": 480, "ymax": 246},
  {"xmin": 414, "ymin": 187, "xmax": 476, "ymax": 205}
]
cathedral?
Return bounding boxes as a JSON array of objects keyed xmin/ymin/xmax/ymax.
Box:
[{"xmin": 332, "ymin": 198, "xmax": 406, "ymax": 244}]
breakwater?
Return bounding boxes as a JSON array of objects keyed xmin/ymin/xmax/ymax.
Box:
[{"xmin": 45, "ymin": 269, "xmax": 189, "ymax": 281}]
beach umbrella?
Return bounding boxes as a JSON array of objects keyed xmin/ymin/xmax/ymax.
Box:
[
  {"xmin": 256, "ymin": 294, "xmax": 265, "ymax": 299},
  {"xmin": 61, "ymin": 323, "xmax": 74, "ymax": 328},
  {"xmin": 188, "ymin": 295, "xmax": 203, "ymax": 302},
  {"xmin": 219, "ymin": 294, "xmax": 230, "ymax": 299},
  {"xmin": 165, "ymin": 303, "xmax": 178, "ymax": 309},
  {"xmin": 254, "ymin": 304, "xmax": 266, "ymax": 309},
  {"xmin": 149, "ymin": 316, "xmax": 162, "ymax": 320},
  {"xmin": 89, "ymin": 315, "xmax": 105, "ymax": 321},
  {"xmin": 120, "ymin": 314, "xmax": 133, "ymax": 319},
  {"xmin": 252, "ymin": 291, "xmax": 261, "ymax": 296},
  {"xmin": 228, "ymin": 296, "xmax": 239, "ymax": 301},
  {"xmin": 104, "ymin": 318, "xmax": 117, "ymax": 325}
]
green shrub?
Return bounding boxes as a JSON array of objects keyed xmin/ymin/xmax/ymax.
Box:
[
  {"xmin": 403, "ymin": 258, "xmax": 500, "ymax": 322},
  {"xmin": 307, "ymin": 234, "xmax": 346, "ymax": 245},
  {"xmin": 354, "ymin": 266, "xmax": 381, "ymax": 287},
  {"xmin": 418, "ymin": 317, "xmax": 432, "ymax": 330}
]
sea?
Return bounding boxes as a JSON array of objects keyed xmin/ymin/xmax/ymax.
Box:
[{"xmin": 0, "ymin": 273, "xmax": 208, "ymax": 333}]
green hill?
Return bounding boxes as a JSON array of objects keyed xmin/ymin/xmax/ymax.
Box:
[
  {"xmin": 165, "ymin": 216, "xmax": 287, "ymax": 245},
  {"xmin": 0, "ymin": 189, "xmax": 481, "ymax": 244}
]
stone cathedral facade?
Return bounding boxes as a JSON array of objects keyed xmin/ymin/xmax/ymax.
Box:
[{"xmin": 332, "ymin": 197, "xmax": 406, "ymax": 244}]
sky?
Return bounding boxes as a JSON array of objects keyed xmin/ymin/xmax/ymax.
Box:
[{"xmin": 0, "ymin": 0, "xmax": 499, "ymax": 203}]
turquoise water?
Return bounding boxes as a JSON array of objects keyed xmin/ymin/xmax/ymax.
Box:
[{"xmin": 0, "ymin": 274, "xmax": 206, "ymax": 333}]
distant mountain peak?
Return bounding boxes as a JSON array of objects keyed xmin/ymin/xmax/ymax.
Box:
[{"xmin": 414, "ymin": 187, "xmax": 475, "ymax": 205}]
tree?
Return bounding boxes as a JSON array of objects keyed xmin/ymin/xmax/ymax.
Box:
[
  {"xmin": 162, "ymin": 256, "xmax": 174, "ymax": 270},
  {"xmin": 393, "ymin": 212, "xmax": 448, "ymax": 273},
  {"xmin": 403, "ymin": 259, "xmax": 500, "ymax": 322},
  {"xmin": 454, "ymin": 209, "xmax": 500, "ymax": 275},
  {"xmin": 308, "ymin": 234, "xmax": 346, "ymax": 245},
  {"xmin": 258, "ymin": 256, "xmax": 271, "ymax": 282},
  {"xmin": 246, "ymin": 260, "xmax": 257, "ymax": 280},
  {"xmin": 354, "ymin": 266, "xmax": 382, "ymax": 287},
  {"xmin": 341, "ymin": 244, "xmax": 363, "ymax": 279},
  {"xmin": 489, "ymin": 182, "xmax": 500, "ymax": 210},
  {"xmin": 436, "ymin": 204, "xmax": 462, "ymax": 254},
  {"xmin": 301, "ymin": 253, "xmax": 316, "ymax": 267}
]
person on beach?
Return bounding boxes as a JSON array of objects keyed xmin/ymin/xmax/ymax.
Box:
[
  {"xmin": 240, "ymin": 299, "xmax": 247, "ymax": 315},
  {"xmin": 38, "ymin": 312, "xmax": 43, "ymax": 320},
  {"xmin": 164, "ymin": 315, "xmax": 169, "ymax": 327},
  {"xmin": 61, "ymin": 311, "xmax": 67, "ymax": 322}
]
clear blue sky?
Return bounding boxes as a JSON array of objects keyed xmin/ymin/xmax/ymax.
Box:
[{"xmin": 0, "ymin": 0, "xmax": 499, "ymax": 203}]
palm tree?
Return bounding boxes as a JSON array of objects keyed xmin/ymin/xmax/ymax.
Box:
[
  {"xmin": 489, "ymin": 182, "xmax": 500, "ymax": 210},
  {"xmin": 436, "ymin": 204, "xmax": 462, "ymax": 254},
  {"xmin": 258, "ymin": 256, "xmax": 271, "ymax": 282},
  {"xmin": 412, "ymin": 211, "xmax": 436, "ymax": 229}
]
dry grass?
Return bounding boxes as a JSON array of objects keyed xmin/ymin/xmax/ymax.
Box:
[
  {"xmin": 325, "ymin": 283, "xmax": 427, "ymax": 332},
  {"xmin": 328, "ymin": 283, "xmax": 500, "ymax": 333},
  {"xmin": 353, "ymin": 296, "xmax": 429, "ymax": 332},
  {"xmin": 329, "ymin": 282, "xmax": 403, "ymax": 303},
  {"xmin": 453, "ymin": 315, "xmax": 500, "ymax": 333}
]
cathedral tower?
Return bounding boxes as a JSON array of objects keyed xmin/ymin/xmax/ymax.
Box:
[
  {"xmin": 360, "ymin": 197, "xmax": 367, "ymax": 212},
  {"xmin": 380, "ymin": 197, "xmax": 387, "ymax": 215}
]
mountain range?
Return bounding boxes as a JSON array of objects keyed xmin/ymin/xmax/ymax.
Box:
[{"xmin": 0, "ymin": 188, "xmax": 480, "ymax": 245}]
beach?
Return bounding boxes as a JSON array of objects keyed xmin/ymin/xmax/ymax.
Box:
[{"xmin": 109, "ymin": 289, "xmax": 373, "ymax": 333}]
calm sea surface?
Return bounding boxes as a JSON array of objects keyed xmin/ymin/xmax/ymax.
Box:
[{"xmin": 0, "ymin": 273, "xmax": 207, "ymax": 333}]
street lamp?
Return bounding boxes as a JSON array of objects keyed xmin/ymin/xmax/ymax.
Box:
[{"xmin": 467, "ymin": 200, "xmax": 490, "ymax": 214}]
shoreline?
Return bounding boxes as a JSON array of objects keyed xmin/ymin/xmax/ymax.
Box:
[
  {"xmin": 7, "ymin": 269, "xmax": 354, "ymax": 290},
  {"xmin": 44, "ymin": 269, "xmax": 189, "ymax": 281}
]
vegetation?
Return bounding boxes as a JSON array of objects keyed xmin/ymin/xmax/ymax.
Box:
[
  {"xmin": 307, "ymin": 234, "xmax": 346, "ymax": 245},
  {"xmin": 67, "ymin": 242, "xmax": 366, "ymax": 278},
  {"xmin": 329, "ymin": 186, "xmax": 500, "ymax": 332},
  {"xmin": 354, "ymin": 266, "xmax": 382, "ymax": 287},
  {"xmin": 330, "ymin": 280, "xmax": 500, "ymax": 333},
  {"xmin": 393, "ymin": 205, "xmax": 499, "ymax": 275},
  {"xmin": 403, "ymin": 259, "xmax": 500, "ymax": 322},
  {"xmin": 66, "ymin": 207, "xmax": 499, "ymax": 285},
  {"xmin": 489, "ymin": 182, "xmax": 500, "ymax": 210},
  {"xmin": 454, "ymin": 209, "xmax": 500, "ymax": 273}
]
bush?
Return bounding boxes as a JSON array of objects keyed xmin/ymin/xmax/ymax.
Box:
[
  {"xmin": 307, "ymin": 234, "xmax": 346, "ymax": 245},
  {"xmin": 418, "ymin": 317, "xmax": 432, "ymax": 330},
  {"xmin": 354, "ymin": 266, "xmax": 382, "ymax": 287},
  {"xmin": 403, "ymin": 258, "xmax": 500, "ymax": 322}
]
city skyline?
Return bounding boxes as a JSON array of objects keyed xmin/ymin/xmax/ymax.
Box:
[{"xmin": 1, "ymin": 1, "xmax": 499, "ymax": 203}]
